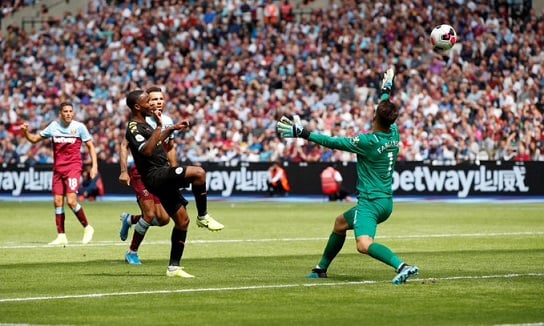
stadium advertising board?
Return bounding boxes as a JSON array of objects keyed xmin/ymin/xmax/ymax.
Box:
[{"xmin": 0, "ymin": 162, "xmax": 541, "ymax": 197}]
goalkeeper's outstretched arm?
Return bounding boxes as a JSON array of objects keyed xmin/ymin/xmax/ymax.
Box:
[{"xmin": 275, "ymin": 115, "xmax": 362, "ymax": 154}]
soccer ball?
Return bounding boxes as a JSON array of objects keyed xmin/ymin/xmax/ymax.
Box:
[{"xmin": 430, "ymin": 24, "xmax": 457, "ymax": 52}]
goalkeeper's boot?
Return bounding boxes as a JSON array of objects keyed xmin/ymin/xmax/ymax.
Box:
[
  {"xmin": 392, "ymin": 264, "xmax": 419, "ymax": 285},
  {"xmin": 197, "ymin": 214, "xmax": 224, "ymax": 231},
  {"xmin": 166, "ymin": 266, "xmax": 195, "ymax": 278},
  {"xmin": 125, "ymin": 251, "xmax": 142, "ymax": 265},
  {"xmin": 119, "ymin": 212, "xmax": 132, "ymax": 241},
  {"xmin": 307, "ymin": 268, "xmax": 328, "ymax": 278},
  {"xmin": 48, "ymin": 233, "xmax": 68, "ymax": 246},
  {"xmin": 82, "ymin": 225, "xmax": 94, "ymax": 244}
]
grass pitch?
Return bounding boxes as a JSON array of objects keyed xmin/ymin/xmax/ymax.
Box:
[{"xmin": 0, "ymin": 200, "xmax": 543, "ymax": 325}]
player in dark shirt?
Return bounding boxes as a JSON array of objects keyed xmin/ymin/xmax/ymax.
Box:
[{"xmin": 124, "ymin": 89, "xmax": 223, "ymax": 277}]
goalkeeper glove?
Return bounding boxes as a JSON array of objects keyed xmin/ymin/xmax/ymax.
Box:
[
  {"xmin": 380, "ymin": 67, "xmax": 395, "ymax": 101},
  {"xmin": 276, "ymin": 115, "xmax": 310, "ymax": 139}
]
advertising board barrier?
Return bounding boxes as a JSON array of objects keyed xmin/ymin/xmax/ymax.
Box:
[{"xmin": 0, "ymin": 161, "xmax": 541, "ymax": 197}]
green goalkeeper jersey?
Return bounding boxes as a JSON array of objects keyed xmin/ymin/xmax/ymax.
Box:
[{"xmin": 308, "ymin": 124, "xmax": 399, "ymax": 200}]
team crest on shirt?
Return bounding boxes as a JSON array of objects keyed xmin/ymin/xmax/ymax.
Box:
[
  {"xmin": 129, "ymin": 121, "xmax": 138, "ymax": 133},
  {"xmin": 350, "ymin": 137, "xmax": 359, "ymax": 145},
  {"xmin": 135, "ymin": 135, "xmax": 145, "ymax": 142},
  {"xmin": 71, "ymin": 129, "xmax": 77, "ymax": 135},
  {"xmin": 175, "ymin": 167, "xmax": 184, "ymax": 175}
]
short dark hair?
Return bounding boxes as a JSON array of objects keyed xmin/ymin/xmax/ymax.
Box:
[
  {"xmin": 376, "ymin": 100, "xmax": 399, "ymax": 128},
  {"xmin": 59, "ymin": 102, "xmax": 73, "ymax": 110},
  {"xmin": 146, "ymin": 86, "xmax": 162, "ymax": 93},
  {"xmin": 126, "ymin": 90, "xmax": 145, "ymax": 110}
]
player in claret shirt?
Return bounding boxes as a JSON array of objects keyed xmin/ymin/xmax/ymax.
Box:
[{"xmin": 21, "ymin": 102, "xmax": 97, "ymax": 246}]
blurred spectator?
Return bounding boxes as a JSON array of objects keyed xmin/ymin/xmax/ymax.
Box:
[
  {"xmin": 267, "ymin": 160, "xmax": 291, "ymax": 196},
  {"xmin": 78, "ymin": 165, "xmax": 104, "ymax": 202},
  {"xmin": 1, "ymin": 0, "xmax": 36, "ymax": 19},
  {"xmin": 0, "ymin": 122, "xmax": 9, "ymax": 140},
  {"xmin": 320, "ymin": 164, "xmax": 352, "ymax": 202},
  {"xmin": 280, "ymin": 0, "xmax": 293, "ymax": 23},
  {"xmin": 264, "ymin": 0, "xmax": 280, "ymax": 27},
  {"xmin": 1, "ymin": 142, "xmax": 20, "ymax": 164}
]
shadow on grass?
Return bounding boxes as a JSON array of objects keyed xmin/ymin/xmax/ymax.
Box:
[{"xmin": 5, "ymin": 248, "xmax": 541, "ymax": 285}]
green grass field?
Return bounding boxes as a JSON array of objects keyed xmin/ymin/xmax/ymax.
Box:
[{"xmin": 0, "ymin": 200, "xmax": 543, "ymax": 325}]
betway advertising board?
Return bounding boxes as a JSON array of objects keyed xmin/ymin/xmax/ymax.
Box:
[{"xmin": 0, "ymin": 161, "xmax": 540, "ymax": 197}]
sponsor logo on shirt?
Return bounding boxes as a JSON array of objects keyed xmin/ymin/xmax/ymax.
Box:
[{"xmin": 52, "ymin": 136, "xmax": 77, "ymax": 144}]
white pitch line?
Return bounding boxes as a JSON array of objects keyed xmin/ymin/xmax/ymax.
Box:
[
  {"xmin": 495, "ymin": 323, "xmax": 544, "ymax": 326},
  {"xmin": 1, "ymin": 231, "xmax": 543, "ymax": 250},
  {"xmin": 0, "ymin": 273, "xmax": 542, "ymax": 304}
]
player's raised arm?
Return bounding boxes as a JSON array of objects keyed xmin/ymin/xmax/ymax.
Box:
[
  {"xmin": 20, "ymin": 123, "xmax": 44, "ymax": 144},
  {"xmin": 140, "ymin": 109, "xmax": 164, "ymax": 157},
  {"xmin": 164, "ymin": 120, "xmax": 190, "ymax": 168}
]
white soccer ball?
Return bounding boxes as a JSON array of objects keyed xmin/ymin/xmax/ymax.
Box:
[{"xmin": 430, "ymin": 24, "xmax": 457, "ymax": 52}]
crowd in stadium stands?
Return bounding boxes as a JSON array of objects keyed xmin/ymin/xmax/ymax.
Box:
[
  {"xmin": 1, "ymin": 0, "xmax": 38, "ymax": 19},
  {"xmin": 0, "ymin": 0, "xmax": 542, "ymax": 167}
]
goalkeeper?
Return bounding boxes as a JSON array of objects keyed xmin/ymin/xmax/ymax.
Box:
[{"xmin": 276, "ymin": 67, "xmax": 419, "ymax": 285}]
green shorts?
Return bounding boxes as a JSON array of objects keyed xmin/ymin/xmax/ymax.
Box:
[{"xmin": 343, "ymin": 197, "xmax": 393, "ymax": 238}]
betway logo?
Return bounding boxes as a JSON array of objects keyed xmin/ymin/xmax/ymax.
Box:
[
  {"xmin": 393, "ymin": 166, "xmax": 529, "ymax": 198},
  {"xmin": 0, "ymin": 167, "xmax": 53, "ymax": 195},
  {"xmin": 53, "ymin": 136, "xmax": 77, "ymax": 144},
  {"xmin": 206, "ymin": 167, "xmax": 269, "ymax": 197}
]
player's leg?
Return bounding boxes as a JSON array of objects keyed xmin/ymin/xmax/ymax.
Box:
[
  {"xmin": 119, "ymin": 170, "xmax": 146, "ymax": 241},
  {"xmin": 64, "ymin": 170, "xmax": 94, "ymax": 244},
  {"xmin": 49, "ymin": 186, "xmax": 68, "ymax": 245},
  {"xmin": 65, "ymin": 192, "xmax": 94, "ymax": 244},
  {"xmin": 159, "ymin": 190, "xmax": 194, "ymax": 278},
  {"xmin": 119, "ymin": 210, "xmax": 142, "ymax": 241},
  {"xmin": 49, "ymin": 173, "xmax": 71, "ymax": 245},
  {"xmin": 354, "ymin": 198, "xmax": 418, "ymax": 285},
  {"xmin": 124, "ymin": 196, "xmax": 157, "ymax": 265},
  {"xmin": 183, "ymin": 166, "xmax": 208, "ymax": 214},
  {"xmin": 308, "ymin": 207, "xmax": 353, "ymax": 278},
  {"xmin": 152, "ymin": 203, "xmax": 171, "ymax": 226},
  {"xmin": 166, "ymin": 207, "xmax": 193, "ymax": 278},
  {"xmin": 127, "ymin": 198, "xmax": 171, "ymax": 263},
  {"xmin": 188, "ymin": 166, "xmax": 224, "ymax": 230},
  {"xmin": 119, "ymin": 201, "xmax": 144, "ymax": 242},
  {"xmin": 167, "ymin": 165, "xmax": 224, "ymax": 231},
  {"xmin": 119, "ymin": 199, "xmax": 143, "ymax": 233}
]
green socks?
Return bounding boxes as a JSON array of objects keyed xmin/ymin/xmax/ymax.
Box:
[
  {"xmin": 317, "ymin": 232, "xmax": 346, "ymax": 270},
  {"xmin": 317, "ymin": 235, "xmax": 405, "ymax": 271},
  {"xmin": 368, "ymin": 242, "xmax": 403, "ymax": 270}
]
